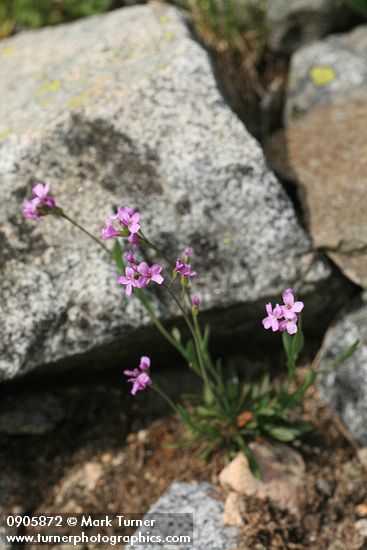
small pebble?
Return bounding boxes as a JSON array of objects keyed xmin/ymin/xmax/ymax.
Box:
[
  {"xmin": 355, "ymin": 519, "xmax": 367, "ymax": 538},
  {"xmin": 355, "ymin": 503, "xmax": 367, "ymax": 518},
  {"xmin": 100, "ymin": 452, "xmax": 112, "ymax": 464}
]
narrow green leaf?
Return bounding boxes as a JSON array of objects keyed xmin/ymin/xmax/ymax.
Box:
[
  {"xmin": 202, "ymin": 324, "xmax": 211, "ymax": 350},
  {"xmin": 234, "ymin": 434, "xmax": 261, "ymax": 478},
  {"xmin": 256, "ymin": 408, "xmax": 276, "ymax": 416},
  {"xmin": 330, "ymin": 340, "xmax": 359, "ymax": 368},
  {"xmin": 264, "ymin": 426, "xmax": 298, "ymax": 442},
  {"xmin": 291, "ymin": 330, "xmax": 304, "ymax": 362},
  {"xmin": 171, "ymin": 327, "xmax": 182, "ymax": 343},
  {"xmin": 258, "ymin": 373, "xmax": 270, "ymax": 397},
  {"xmin": 112, "ymin": 240, "xmax": 125, "ymax": 274},
  {"xmin": 282, "ymin": 331, "xmax": 293, "ymax": 359}
]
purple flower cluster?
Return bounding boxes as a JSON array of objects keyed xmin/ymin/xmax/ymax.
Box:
[
  {"xmin": 101, "ymin": 206, "xmax": 140, "ymax": 247},
  {"xmin": 124, "ymin": 356, "xmax": 152, "ymax": 395},
  {"xmin": 174, "ymin": 247, "xmax": 197, "ymax": 280},
  {"xmin": 262, "ymin": 288, "xmax": 304, "ymax": 335},
  {"xmin": 117, "ymin": 253, "xmax": 164, "ymax": 296},
  {"xmin": 23, "ymin": 183, "xmax": 57, "ymax": 220}
]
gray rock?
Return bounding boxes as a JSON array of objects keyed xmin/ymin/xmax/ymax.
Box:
[
  {"xmin": 269, "ymin": 25, "xmax": 367, "ymax": 288},
  {"xmin": 0, "ymin": 525, "xmax": 10, "ymax": 550},
  {"xmin": 285, "ymin": 24, "xmax": 367, "ymax": 125},
  {"xmin": 0, "ymin": 4, "xmax": 341, "ymax": 381},
  {"xmin": 0, "ymin": 475, "xmax": 10, "ymax": 550},
  {"xmin": 355, "ymin": 518, "xmax": 367, "ymax": 539},
  {"xmin": 265, "ymin": 100, "xmax": 367, "ymax": 288},
  {"xmin": 126, "ymin": 481, "xmax": 239, "ymax": 550},
  {"xmin": 264, "ymin": 0, "xmax": 354, "ymax": 54},
  {"xmin": 317, "ymin": 303, "xmax": 367, "ymax": 445},
  {"xmin": 0, "ymin": 393, "xmax": 64, "ymax": 434}
]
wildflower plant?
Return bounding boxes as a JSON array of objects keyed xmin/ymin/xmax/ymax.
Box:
[{"xmin": 23, "ymin": 183, "xmax": 358, "ymax": 476}]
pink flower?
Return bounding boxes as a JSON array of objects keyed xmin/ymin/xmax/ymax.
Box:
[
  {"xmin": 281, "ymin": 289, "xmax": 304, "ymax": 320},
  {"xmin": 116, "ymin": 207, "xmax": 140, "ymax": 234},
  {"xmin": 23, "ymin": 182, "xmax": 57, "ymax": 220},
  {"xmin": 32, "ymin": 183, "xmax": 56, "ymax": 208},
  {"xmin": 183, "ymin": 247, "xmax": 192, "ymax": 260},
  {"xmin": 128, "ymin": 233, "xmax": 139, "ymax": 248},
  {"xmin": 124, "ymin": 355, "xmax": 152, "ymax": 395},
  {"xmin": 123, "ymin": 367, "xmax": 140, "ymax": 378},
  {"xmin": 116, "ymin": 266, "xmax": 138, "ymax": 296},
  {"xmin": 100, "ymin": 206, "xmax": 141, "ymax": 241},
  {"xmin": 175, "ymin": 259, "xmax": 197, "ymax": 279},
  {"xmin": 136, "ymin": 262, "xmax": 164, "ymax": 287},
  {"xmin": 175, "ymin": 259, "xmax": 190, "ymax": 276},
  {"xmin": 262, "ymin": 288, "xmax": 304, "ymax": 335},
  {"xmin": 101, "ymin": 221, "xmax": 119, "ymax": 240},
  {"xmin": 23, "ymin": 198, "xmax": 41, "ymax": 219},
  {"xmin": 125, "ymin": 251, "xmax": 138, "ymax": 268},
  {"xmin": 279, "ymin": 315, "xmax": 299, "ymax": 335},
  {"xmin": 262, "ymin": 303, "xmax": 283, "ymax": 332},
  {"xmin": 126, "ymin": 372, "xmax": 152, "ymax": 395},
  {"xmin": 139, "ymin": 356, "xmax": 151, "ymax": 371}
]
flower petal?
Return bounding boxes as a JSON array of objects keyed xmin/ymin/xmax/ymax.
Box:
[
  {"xmin": 283, "ymin": 290, "xmax": 294, "ymax": 306},
  {"xmin": 151, "ymin": 274, "xmax": 164, "ymax": 285},
  {"xmin": 137, "ymin": 262, "xmax": 149, "ymax": 276},
  {"xmin": 262, "ymin": 317, "xmax": 272, "ymax": 329},
  {"xmin": 129, "ymin": 223, "xmax": 140, "ymax": 234},
  {"xmin": 273, "ymin": 304, "xmax": 283, "ymax": 317},
  {"xmin": 287, "ymin": 322, "xmax": 297, "ymax": 335}
]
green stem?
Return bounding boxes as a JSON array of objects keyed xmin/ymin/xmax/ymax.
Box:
[
  {"xmin": 136, "ymin": 291, "xmax": 187, "ymax": 359},
  {"xmin": 137, "ymin": 233, "xmax": 209, "ymax": 385},
  {"xmin": 62, "ymin": 213, "xmax": 109, "ymax": 254},
  {"xmin": 165, "ymin": 284, "xmax": 214, "ymax": 395},
  {"xmin": 139, "ymin": 231, "xmax": 173, "ymax": 267},
  {"xmin": 60, "ymin": 215, "xmax": 213, "ymax": 400},
  {"xmin": 151, "ymin": 382, "xmax": 179, "ymax": 414}
]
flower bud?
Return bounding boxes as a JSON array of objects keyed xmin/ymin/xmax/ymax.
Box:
[{"xmin": 191, "ymin": 295, "xmax": 200, "ymax": 315}]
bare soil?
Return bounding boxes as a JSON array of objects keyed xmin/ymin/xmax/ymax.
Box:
[{"xmin": 1, "ymin": 374, "xmax": 366, "ymax": 549}]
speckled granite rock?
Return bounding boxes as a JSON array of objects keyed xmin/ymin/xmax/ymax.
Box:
[
  {"xmin": 0, "ymin": 4, "xmax": 341, "ymax": 381},
  {"xmin": 285, "ymin": 24, "xmax": 367, "ymax": 125},
  {"xmin": 264, "ymin": 0, "xmax": 353, "ymax": 54},
  {"xmin": 126, "ymin": 481, "xmax": 239, "ymax": 550},
  {"xmin": 317, "ymin": 302, "xmax": 367, "ymax": 445}
]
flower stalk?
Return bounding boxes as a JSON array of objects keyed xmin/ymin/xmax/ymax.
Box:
[{"xmin": 22, "ymin": 182, "xmax": 358, "ymax": 472}]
